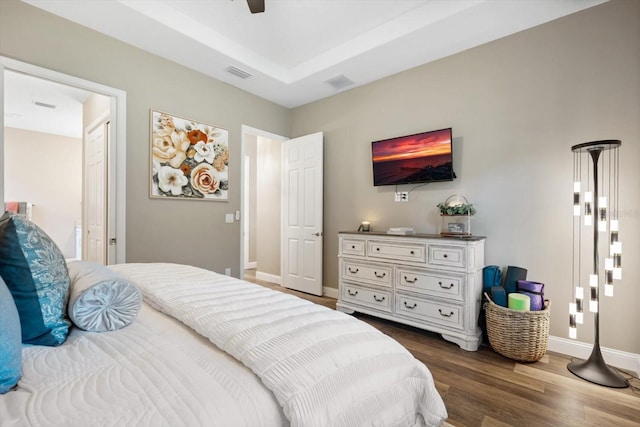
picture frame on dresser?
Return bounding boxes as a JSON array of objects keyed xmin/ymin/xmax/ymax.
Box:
[{"xmin": 337, "ymin": 231, "xmax": 486, "ymax": 351}]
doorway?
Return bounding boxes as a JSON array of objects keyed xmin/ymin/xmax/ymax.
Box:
[
  {"xmin": 241, "ymin": 126, "xmax": 324, "ymax": 296},
  {"xmin": 1, "ymin": 56, "xmax": 127, "ymax": 264},
  {"xmin": 241, "ymin": 126, "xmax": 287, "ymax": 284}
]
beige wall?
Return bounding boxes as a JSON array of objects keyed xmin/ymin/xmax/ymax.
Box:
[
  {"xmin": 0, "ymin": 0, "xmax": 291, "ymax": 276},
  {"xmin": 256, "ymin": 136, "xmax": 282, "ymax": 276},
  {"xmin": 291, "ymin": 0, "xmax": 640, "ymax": 354},
  {"xmin": 245, "ymin": 134, "xmax": 258, "ymax": 266},
  {"xmin": 4, "ymin": 127, "xmax": 82, "ymax": 258},
  {"xmin": 83, "ymin": 93, "xmax": 110, "ymax": 131},
  {"xmin": 244, "ymin": 133, "xmax": 281, "ymax": 277}
]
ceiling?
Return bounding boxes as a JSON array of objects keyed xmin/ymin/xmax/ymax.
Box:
[
  {"xmin": 5, "ymin": 0, "xmax": 606, "ymax": 138},
  {"xmin": 20, "ymin": 0, "xmax": 606, "ymax": 109},
  {"xmin": 4, "ymin": 70, "xmax": 92, "ymax": 138}
]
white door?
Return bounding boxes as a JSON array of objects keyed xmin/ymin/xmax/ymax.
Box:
[
  {"xmin": 282, "ymin": 132, "xmax": 323, "ymax": 296},
  {"xmin": 85, "ymin": 120, "xmax": 107, "ymax": 264}
]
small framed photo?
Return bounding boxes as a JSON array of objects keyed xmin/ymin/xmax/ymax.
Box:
[{"xmin": 448, "ymin": 222, "xmax": 466, "ymax": 234}]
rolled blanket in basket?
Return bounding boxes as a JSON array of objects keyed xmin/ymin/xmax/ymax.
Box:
[
  {"xmin": 483, "ymin": 265, "xmax": 502, "ymax": 293},
  {"xmin": 517, "ymin": 280, "xmax": 545, "ymax": 311},
  {"xmin": 490, "ymin": 286, "xmax": 507, "ymax": 307},
  {"xmin": 503, "ymin": 266, "xmax": 527, "ymax": 294},
  {"xmin": 508, "ymin": 293, "xmax": 530, "ymax": 311}
]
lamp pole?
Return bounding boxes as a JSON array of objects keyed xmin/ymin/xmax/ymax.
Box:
[{"xmin": 568, "ymin": 140, "xmax": 627, "ymax": 388}]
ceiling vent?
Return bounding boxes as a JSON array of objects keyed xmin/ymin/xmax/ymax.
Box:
[
  {"xmin": 225, "ymin": 65, "xmax": 252, "ymax": 79},
  {"xmin": 325, "ymin": 75, "xmax": 354, "ymax": 90},
  {"xmin": 33, "ymin": 101, "xmax": 57, "ymax": 109}
]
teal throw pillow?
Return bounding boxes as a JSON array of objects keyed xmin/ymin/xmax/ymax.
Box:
[
  {"xmin": 0, "ymin": 212, "xmax": 70, "ymax": 346},
  {"xmin": 0, "ymin": 275, "xmax": 22, "ymax": 393}
]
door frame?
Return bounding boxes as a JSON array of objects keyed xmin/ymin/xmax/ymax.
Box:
[
  {"xmin": 240, "ymin": 125, "xmax": 288, "ymax": 280},
  {"xmin": 0, "ymin": 56, "xmax": 127, "ymax": 263}
]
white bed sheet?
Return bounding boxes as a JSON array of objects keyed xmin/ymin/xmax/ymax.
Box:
[{"xmin": 0, "ymin": 303, "xmax": 286, "ymax": 427}]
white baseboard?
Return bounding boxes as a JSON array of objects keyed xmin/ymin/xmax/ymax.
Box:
[
  {"xmin": 255, "ymin": 271, "xmax": 281, "ymax": 285},
  {"xmin": 323, "ymin": 286, "xmax": 339, "ymax": 299},
  {"xmin": 245, "ymin": 261, "xmax": 257, "ymax": 269},
  {"xmin": 548, "ymin": 336, "xmax": 640, "ymax": 377}
]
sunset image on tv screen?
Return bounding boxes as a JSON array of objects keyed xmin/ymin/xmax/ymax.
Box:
[{"xmin": 372, "ymin": 128, "xmax": 453, "ymax": 186}]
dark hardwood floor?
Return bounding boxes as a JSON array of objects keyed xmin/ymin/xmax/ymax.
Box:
[{"xmin": 245, "ymin": 273, "xmax": 640, "ymax": 427}]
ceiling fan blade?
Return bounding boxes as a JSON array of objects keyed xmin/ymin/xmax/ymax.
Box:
[{"xmin": 247, "ymin": 0, "xmax": 265, "ymax": 14}]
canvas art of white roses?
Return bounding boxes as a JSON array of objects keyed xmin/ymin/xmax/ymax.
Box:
[{"xmin": 150, "ymin": 110, "xmax": 229, "ymax": 201}]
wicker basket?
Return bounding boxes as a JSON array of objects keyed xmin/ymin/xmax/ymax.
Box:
[{"xmin": 484, "ymin": 293, "xmax": 550, "ymax": 362}]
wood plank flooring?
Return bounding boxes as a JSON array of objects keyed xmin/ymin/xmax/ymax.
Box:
[{"xmin": 245, "ymin": 274, "xmax": 640, "ymax": 426}]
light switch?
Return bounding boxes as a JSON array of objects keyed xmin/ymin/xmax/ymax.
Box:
[{"xmin": 225, "ymin": 213, "xmax": 234, "ymax": 223}]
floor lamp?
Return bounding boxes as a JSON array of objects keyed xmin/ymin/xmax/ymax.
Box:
[{"xmin": 568, "ymin": 140, "xmax": 628, "ymax": 388}]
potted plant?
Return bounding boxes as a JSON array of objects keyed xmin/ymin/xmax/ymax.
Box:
[
  {"xmin": 437, "ymin": 201, "xmax": 477, "ymax": 216},
  {"xmin": 437, "ymin": 195, "xmax": 475, "ymax": 236}
]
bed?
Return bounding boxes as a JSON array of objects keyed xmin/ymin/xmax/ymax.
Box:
[{"xmin": 1, "ymin": 258, "xmax": 447, "ymax": 426}]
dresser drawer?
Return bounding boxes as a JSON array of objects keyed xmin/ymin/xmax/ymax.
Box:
[
  {"xmin": 395, "ymin": 293, "xmax": 463, "ymax": 330},
  {"xmin": 342, "ymin": 283, "xmax": 392, "ymax": 313},
  {"xmin": 396, "ymin": 268, "xmax": 464, "ymax": 301},
  {"xmin": 341, "ymin": 260, "xmax": 392, "ymax": 287},
  {"xmin": 368, "ymin": 240, "xmax": 427, "ymax": 264},
  {"xmin": 428, "ymin": 244, "xmax": 466, "ymax": 268},
  {"xmin": 341, "ymin": 238, "xmax": 365, "ymax": 257}
]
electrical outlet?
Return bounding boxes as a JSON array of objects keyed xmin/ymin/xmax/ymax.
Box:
[
  {"xmin": 395, "ymin": 192, "xmax": 409, "ymax": 202},
  {"xmin": 224, "ymin": 268, "xmax": 231, "ymax": 276}
]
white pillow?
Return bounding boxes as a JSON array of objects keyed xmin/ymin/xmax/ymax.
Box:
[{"xmin": 67, "ymin": 261, "xmax": 141, "ymax": 332}]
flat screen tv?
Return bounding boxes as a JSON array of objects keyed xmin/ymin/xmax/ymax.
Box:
[{"xmin": 371, "ymin": 127, "xmax": 454, "ymax": 186}]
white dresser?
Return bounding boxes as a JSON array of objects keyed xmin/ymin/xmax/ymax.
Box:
[{"xmin": 337, "ymin": 231, "xmax": 485, "ymax": 351}]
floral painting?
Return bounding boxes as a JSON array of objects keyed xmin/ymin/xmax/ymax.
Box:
[{"xmin": 150, "ymin": 110, "xmax": 229, "ymax": 201}]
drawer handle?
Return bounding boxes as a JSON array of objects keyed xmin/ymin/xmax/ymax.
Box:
[
  {"xmin": 403, "ymin": 276, "xmax": 417, "ymax": 284},
  {"xmin": 351, "ymin": 245, "xmax": 356, "ymax": 249},
  {"xmin": 373, "ymin": 295, "xmax": 386, "ymax": 302},
  {"xmin": 374, "ymin": 272, "xmax": 386, "ymax": 278},
  {"xmin": 443, "ymin": 254, "xmax": 448, "ymax": 258},
  {"xmin": 348, "ymin": 267, "xmax": 359, "ymax": 274},
  {"xmin": 410, "ymin": 250, "xmax": 415, "ymax": 255},
  {"xmin": 404, "ymin": 301, "xmax": 417, "ymax": 309},
  {"xmin": 438, "ymin": 281, "xmax": 454, "ymax": 290},
  {"xmin": 376, "ymin": 247, "xmax": 380, "ymax": 251},
  {"xmin": 347, "ymin": 289, "xmax": 358, "ymax": 296},
  {"xmin": 438, "ymin": 309, "xmax": 454, "ymax": 318}
]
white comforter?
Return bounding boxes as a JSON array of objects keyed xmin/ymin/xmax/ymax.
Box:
[{"xmin": 111, "ymin": 263, "xmax": 447, "ymax": 427}]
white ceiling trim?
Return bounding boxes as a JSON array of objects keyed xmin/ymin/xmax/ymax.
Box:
[{"xmin": 286, "ymin": 1, "xmax": 479, "ymax": 83}]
